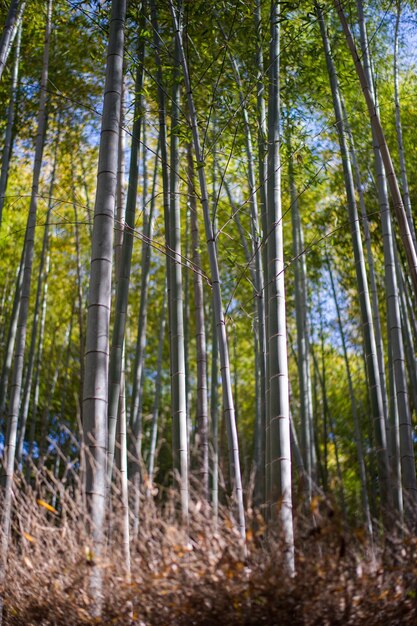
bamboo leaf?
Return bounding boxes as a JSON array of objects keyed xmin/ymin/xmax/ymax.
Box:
[
  {"xmin": 36, "ymin": 499, "xmax": 57, "ymax": 514},
  {"xmin": 22, "ymin": 531, "xmax": 35, "ymax": 543}
]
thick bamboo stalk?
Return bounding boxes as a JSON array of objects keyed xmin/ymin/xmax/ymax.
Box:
[
  {"xmin": 107, "ymin": 28, "xmax": 145, "ymax": 479},
  {"xmin": 81, "ymin": 0, "xmax": 126, "ymax": 612},
  {"xmin": 266, "ymin": 1, "xmax": 294, "ymax": 571}
]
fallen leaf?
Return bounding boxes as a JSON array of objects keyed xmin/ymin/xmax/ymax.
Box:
[{"xmin": 36, "ymin": 499, "xmax": 58, "ymax": 514}]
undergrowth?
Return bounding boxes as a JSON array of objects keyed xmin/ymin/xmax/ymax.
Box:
[{"xmin": 1, "ymin": 475, "xmax": 417, "ymax": 625}]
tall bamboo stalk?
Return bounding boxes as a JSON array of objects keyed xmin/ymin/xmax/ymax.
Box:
[
  {"xmin": 327, "ymin": 253, "xmax": 373, "ymax": 538},
  {"xmin": 169, "ymin": 31, "xmax": 189, "ymax": 519},
  {"xmin": 171, "ymin": 0, "xmax": 245, "ymax": 539},
  {"xmin": 0, "ymin": 0, "xmax": 52, "ymax": 578},
  {"xmin": 108, "ymin": 25, "xmax": 145, "ymax": 480},
  {"xmin": 355, "ymin": 0, "xmax": 416, "ymax": 517},
  {"xmin": 266, "ymin": 1, "xmax": 294, "ymax": 571},
  {"xmin": 16, "ymin": 130, "xmax": 59, "ymax": 462},
  {"xmin": 129, "ymin": 141, "xmax": 159, "ymax": 534},
  {"xmin": 334, "ymin": 0, "xmax": 417, "ymax": 301},
  {"xmin": 81, "ymin": 0, "xmax": 126, "ymax": 612},
  {"xmin": 150, "ymin": 0, "xmax": 190, "ymax": 522},
  {"xmin": 316, "ymin": 1, "xmax": 392, "ymax": 519},
  {"xmin": 393, "ymin": 1, "xmax": 416, "ymax": 251},
  {"xmin": 288, "ymin": 132, "xmax": 314, "ymax": 499},
  {"xmin": 71, "ymin": 156, "xmax": 85, "ymax": 419},
  {"xmin": 0, "ymin": 243, "xmax": 23, "ymax": 419},
  {"xmin": 255, "ymin": 0, "xmax": 269, "ymax": 515},
  {"xmin": 343, "ymin": 104, "xmax": 389, "ymax": 435},
  {"xmin": 148, "ymin": 288, "xmax": 167, "ymax": 490},
  {"xmin": 188, "ymin": 146, "xmax": 209, "ymax": 498},
  {"xmin": 0, "ymin": 19, "xmax": 21, "ymax": 227},
  {"xmin": 0, "ymin": 0, "xmax": 25, "ymax": 81}
]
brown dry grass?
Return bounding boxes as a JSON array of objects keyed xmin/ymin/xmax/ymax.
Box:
[{"xmin": 2, "ymin": 475, "xmax": 417, "ymax": 625}]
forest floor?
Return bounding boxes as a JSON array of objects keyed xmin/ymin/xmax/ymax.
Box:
[{"xmin": 2, "ymin": 486, "xmax": 417, "ymax": 625}]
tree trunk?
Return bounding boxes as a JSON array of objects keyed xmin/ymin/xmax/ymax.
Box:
[
  {"xmin": 0, "ymin": 242, "xmax": 23, "ymax": 420},
  {"xmin": 129, "ymin": 139, "xmax": 159, "ymax": 534},
  {"xmin": 327, "ymin": 253, "xmax": 373, "ymax": 539},
  {"xmin": 229, "ymin": 51, "xmax": 267, "ymax": 511},
  {"xmin": 387, "ymin": 333, "xmax": 403, "ymax": 517},
  {"xmin": 355, "ymin": 0, "xmax": 417, "ymax": 518},
  {"xmin": 0, "ymin": 0, "xmax": 52, "ymax": 577},
  {"xmin": 81, "ymin": 0, "xmax": 126, "ymax": 613},
  {"xmin": 171, "ymin": 2, "xmax": 245, "ymax": 540},
  {"xmin": 116, "ymin": 345, "xmax": 130, "ymax": 579},
  {"xmin": 169, "ymin": 32, "xmax": 189, "ymax": 520},
  {"xmin": 150, "ymin": 0, "xmax": 190, "ymax": 523},
  {"xmin": 0, "ymin": 18, "xmax": 21, "ymax": 227},
  {"xmin": 316, "ymin": 1, "xmax": 392, "ymax": 520},
  {"xmin": 334, "ymin": 0, "xmax": 417, "ymax": 301},
  {"xmin": 343, "ymin": 104, "xmax": 389, "ymax": 436},
  {"xmin": 393, "ymin": 1, "xmax": 416, "ymax": 251},
  {"xmin": 71, "ymin": 156, "xmax": 85, "ymax": 420},
  {"xmin": 148, "ymin": 288, "xmax": 167, "ymax": 490},
  {"xmin": 266, "ymin": 1, "xmax": 294, "ymax": 571},
  {"xmin": 16, "ymin": 129, "xmax": 58, "ymax": 462},
  {"xmin": 396, "ymin": 249, "xmax": 417, "ymax": 414},
  {"xmin": 0, "ymin": 0, "xmax": 25, "ymax": 81},
  {"xmin": 107, "ymin": 26, "xmax": 145, "ymax": 480},
  {"xmin": 187, "ymin": 146, "xmax": 209, "ymax": 498},
  {"xmin": 211, "ymin": 307, "xmax": 219, "ymax": 523},
  {"xmin": 255, "ymin": 0, "xmax": 269, "ymax": 515},
  {"xmin": 288, "ymin": 132, "xmax": 314, "ymax": 499}
]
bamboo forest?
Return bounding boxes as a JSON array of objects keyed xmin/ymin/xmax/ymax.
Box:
[{"xmin": 1, "ymin": 0, "xmax": 417, "ymax": 623}]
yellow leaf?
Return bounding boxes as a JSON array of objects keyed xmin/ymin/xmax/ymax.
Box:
[
  {"xmin": 36, "ymin": 499, "xmax": 57, "ymax": 514},
  {"xmin": 22, "ymin": 531, "xmax": 35, "ymax": 543},
  {"xmin": 310, "ymin": 496, "xmax": 320, "ymax": 514}
]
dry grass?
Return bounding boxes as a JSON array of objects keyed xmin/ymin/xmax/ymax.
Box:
[{"xmin": 1, "ymin": 475, "xmax": 417, "ymax": 625}]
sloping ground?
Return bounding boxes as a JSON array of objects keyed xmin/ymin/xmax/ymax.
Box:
[
  {"xmin": 2, "ymin": 487, "xmax": 416, "ymax": 625},
  {"xmin": 4, "ymin": 546, "xmax": 417, "ymax": 626}
]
